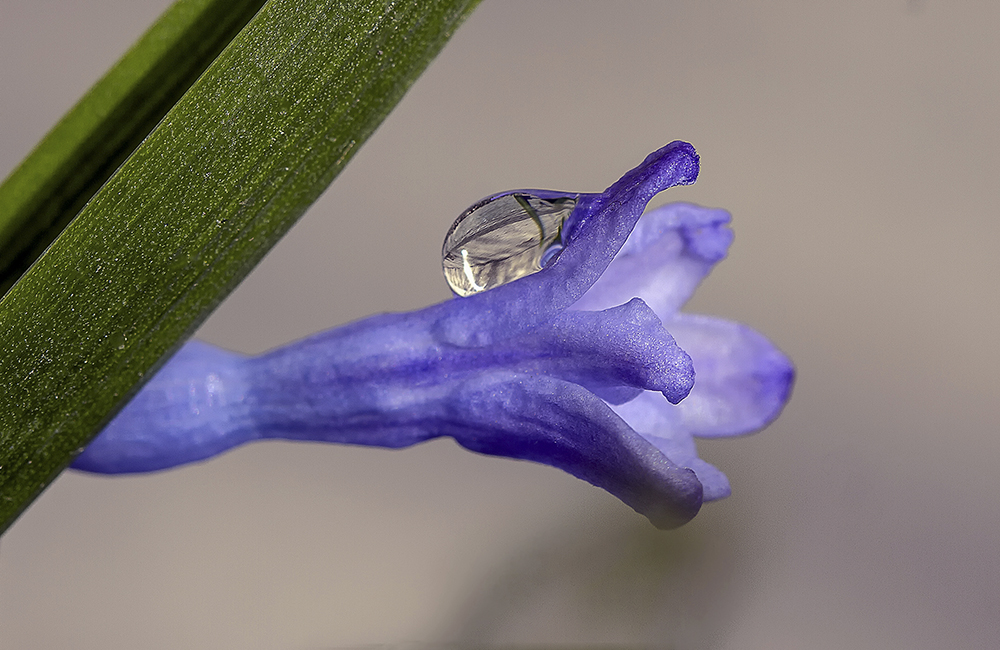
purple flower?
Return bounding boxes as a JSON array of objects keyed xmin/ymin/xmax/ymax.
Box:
[{"xmin": 72, "ymin": 142, "xmax": 793, "ymax": 529}]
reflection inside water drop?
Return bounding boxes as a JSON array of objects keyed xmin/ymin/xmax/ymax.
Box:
[{"xmin": 441, "ymin": 192, "xmax": 578, "ymax": 296}]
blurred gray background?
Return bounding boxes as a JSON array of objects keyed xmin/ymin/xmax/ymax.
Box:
[{"xmin": 2, "ymin": 1, "xmax": 998, "ymax": 648}]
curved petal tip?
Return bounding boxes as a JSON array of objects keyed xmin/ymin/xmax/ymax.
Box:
[{"xmin": 446, "ymin": 372, "xmax": 703, "ymax": 529}]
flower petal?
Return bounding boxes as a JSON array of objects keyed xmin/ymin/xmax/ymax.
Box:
[
  {"xmin": 611, "ymin": 391, "xmax": 732, "ymax": 500},
  {"xmin": 448, "ymin": 372, "xmax": 703, "ymax": 529},
  {"xmin": 666, "ymin": 313, "xmax": 795, "ymax": 438},
  {"xmin": 676, "ymin": 457, "xmax": 732, "ymax": 501},
  {"xmin": 512, "ymin": 298, "xmax": 694, "ymax": 404},
  {"xmin": 572, "ymin": 202, "xmax": 733, "ymax": 317},
  {"xmin": 434, "ymin": 142, "xmax": 699, "ymax": 347}
]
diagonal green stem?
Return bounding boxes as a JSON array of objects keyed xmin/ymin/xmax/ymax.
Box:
[
  {"xmin": 0, "ymin": 0, "xmax": 270, "ymax": 295},
  {"xmin": 0, "ymin": 0, "xmax": 480, "ymax": 535}
]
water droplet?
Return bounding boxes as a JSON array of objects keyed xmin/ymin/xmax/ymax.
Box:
[{"xmin": 442, "ymin": 192, "xmax": 577, "ymax": 296}]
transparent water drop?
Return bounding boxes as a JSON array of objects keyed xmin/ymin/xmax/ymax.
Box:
[{"xmin": 442, "ymin": 192, "xmax": 578, "ymax": 296}]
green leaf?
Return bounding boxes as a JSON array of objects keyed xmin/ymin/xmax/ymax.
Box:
[
  {"xmin": 0, "ymin": 0, "xmax": 270, "ymax": 294},
  {"xmin": 0, "ymin": 0, "xmax": 480, "ymax": 534}
]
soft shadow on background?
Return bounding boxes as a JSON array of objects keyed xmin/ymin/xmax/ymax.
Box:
[{"xmin": 1, "ymin": 1, "xmax": 998, "ymax": 648}]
